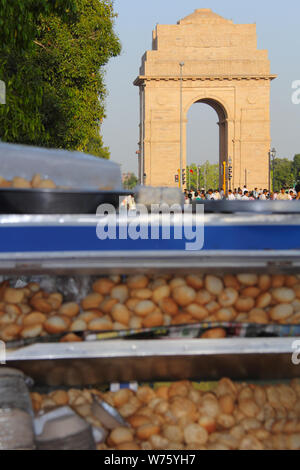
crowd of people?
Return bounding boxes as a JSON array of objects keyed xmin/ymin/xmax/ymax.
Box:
[
  {"xmin": 120, "ymin": 187, "xmax": 300, "ymax": 210},
  {"xmin": 184, "ymin": 186, "xmax": 300, "ymax": 203}
]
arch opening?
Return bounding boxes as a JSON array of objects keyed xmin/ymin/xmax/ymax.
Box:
[{"xmin": 186, "ymin": 98, "xmax": 228, "ymax": 191}]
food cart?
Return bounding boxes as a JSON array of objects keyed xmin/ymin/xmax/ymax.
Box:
[{"xmin": 1, "ymin": 146, "xmax": 300, "ymax": 449}]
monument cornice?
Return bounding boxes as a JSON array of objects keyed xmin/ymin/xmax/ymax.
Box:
[{"xmin": 134, "ymin": 74, "xmax": 277, "ymax": 86}]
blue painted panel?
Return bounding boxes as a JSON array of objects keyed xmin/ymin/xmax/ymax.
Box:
[{"xmin": 0, "ymin": 224, "xmax": 299, "ymax": 252}]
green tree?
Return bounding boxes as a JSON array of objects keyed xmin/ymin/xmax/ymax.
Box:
[
  {"xmin": 292, "ymin": 154, "xmax": 300, "ymax": 186},
  {"xmin": 0, "ymin": 0, "xmax": 121, "ymax": 157},
  {"xmin": 0, "ymin": 0, "xmax": 77, "ymax": 52},
  {"xmin": 186, "ymin": 161, "xmax": 219, "ymax": 191},
  {"xmin": 273, "ymin": 158, "xmax": 294, "ymax": 191},
  {"xmin": 123, "ymin": 173, "xmax": 138, "ymax": 190},
  {"xmin": 0, "ymin": 0, "xmax": 77, "ymax": 143}
]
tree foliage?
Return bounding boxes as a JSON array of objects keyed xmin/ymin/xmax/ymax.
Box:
[
  {"xmin": 123, "ymin": 173, "xmax": 138, "ymax": 190},
  {"xmin": 186, "ymin": 156, "xmax": 300, "ymax": 192},
  {"xmin": 0, "ymin": 0, "xmax": 121, "ymax": 158},
  {"xmin": 272, "ymin": 158, "xmax": 295, "ymax": 191},
  {"xmin": 0, "ymin": 0, "xmax": 77, "ymax": 52},
  {"xmin": 125, "ymin": 158, "xmax": 300, "ymax": 192},
  {"xmin": 186, "ymin": 162, "xmax": 219, "ymax": 190},
  {"xmin": 292, "ymin": 154, "xmax": 300, "ymax": 186}
]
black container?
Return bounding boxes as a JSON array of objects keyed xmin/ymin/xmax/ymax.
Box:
[{"xmin": 0, "ymin": 189, "xmax": 131, "ymax": 214}]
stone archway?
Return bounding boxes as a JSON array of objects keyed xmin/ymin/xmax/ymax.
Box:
[
  {"xmin": 134, "ymin": 8, "xmax": 276, "ymax": 190},
  {"xmin": 187, "ymin": 97, "xmax": 228, "ymax": 189}
]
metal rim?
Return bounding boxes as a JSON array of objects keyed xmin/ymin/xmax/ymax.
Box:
[
  {"xmin": 0, "ymin": 188, "xmax": 133, "ymax": 195},
  {"xmin": 193, "ymin": 200, "xmax": 300, "ymax": 213}
]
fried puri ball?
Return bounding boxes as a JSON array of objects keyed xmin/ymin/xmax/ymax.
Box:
[
  {"xmin": 109, "ymin": 427, "xmax": 134, "ymax": 445},
  {"xmin": 172, "ymin": 286, "xmax": 196, "ymax": 307},
  {"xmin": 184, "ymin": 424, "xmax": 209, "ymax": 446}
]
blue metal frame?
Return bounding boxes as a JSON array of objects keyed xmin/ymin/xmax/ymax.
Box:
[{"xmin": 0, "ymin": 221, "xmax": 300, "ymax": 253}]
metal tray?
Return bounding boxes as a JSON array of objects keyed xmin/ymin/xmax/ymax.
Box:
[
  {"xmin": 4, "ymin": 321, "xmax": 300, "ymax": 351},
  {"xmin": 193, "ymin": 200, "xmax": 300, "ymax": 214},
  {"xmin": 5, "ymin": 338, "xmax": 299, "ymax": 386},
  {"xmin": 0, "ymin": 188, "xmax": 131, "ymax": 214}
]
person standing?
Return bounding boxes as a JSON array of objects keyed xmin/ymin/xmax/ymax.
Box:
[
  {"xmin": 277, "ymin": 188, "xmax": 290, "ymax": 201},
  {"xmin": 213, "ymin": 189, "xmax": 221, "ymax": 201},
  {"xmin": 128, "ymin": 194, "xmax": 136, "ymax": 211},
  {"xmin": 227, "ymin": 190, "xmax": 235, "ymax": 200},
  {"xmin": 184, "ymin": 191, "xmax": 190, "ymax": 205},
  {"xmin": 121, "ymin": 195, "xmax": 129, "ymax": 209},
  {"xmin": 206, "ymin": 189, "xmax": 214, "ymax": 200},
  {"xmin": 236, "ymin": 189, "xmax": 243, "ymax": 200},
  {"xmin": 259, "ymin": 189, "xmax": 268, "ymax": 200}
]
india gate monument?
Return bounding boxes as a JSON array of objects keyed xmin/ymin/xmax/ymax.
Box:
[{"xmin": 134, "ymin": 8, "xmax": 276, "ymax": 189}]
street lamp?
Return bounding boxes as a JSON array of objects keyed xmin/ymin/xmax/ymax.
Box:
[
  {"xmin": 228, "ymin": 157, "xmax": 232, "ymax": 191},
  {"xmin": 269, "ymin": 147, "xmax": 276, "ymax": 192},
  {"xmin": 136, "ymin": 150, "xmax": 141, "ymax": 184},
  {"xmin": 197, "ymin": 165, "xmax": 201, "ymax": 190},
  {"xmin": 179, "ymin": 62, "xmax": 184, "ymax": 189},
  {"xmin": 270, "ymin": 147, "xmax": 277, "ymax": 192}
]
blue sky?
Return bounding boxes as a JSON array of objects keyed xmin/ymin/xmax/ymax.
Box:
[{"xmin": 102, "ymin": 0, "xmax": 300, "ymax": 174}]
